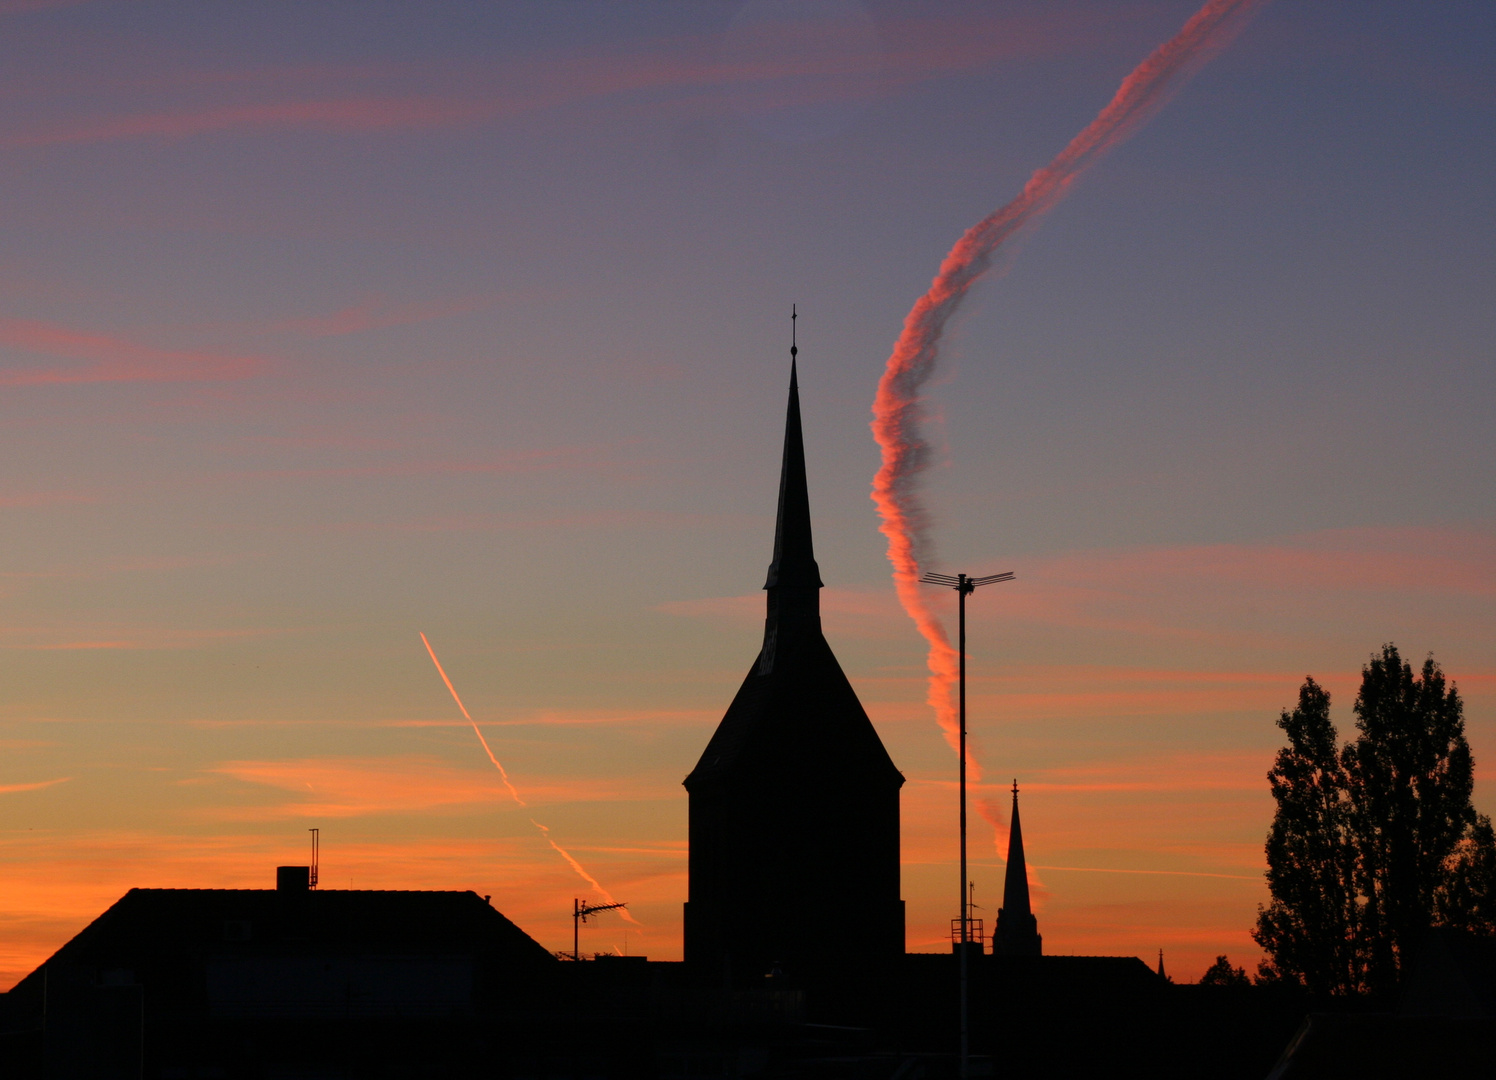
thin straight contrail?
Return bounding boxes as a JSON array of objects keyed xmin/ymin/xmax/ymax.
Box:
[
  {"xmin": 419, "ymin": 631, "xmax": 639, "ymax": 924},
  {"xmin": 870, "ymin": 0, "xmax": 1268, "ymax": 778},
  {"xmin": 420, "ymin": 631, "xmax": 524, "ymax": 806}
]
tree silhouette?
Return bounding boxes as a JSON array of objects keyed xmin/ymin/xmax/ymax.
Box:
[
  {"xmin": 1436, "ymin": 814, "xmax": 1496, "ymax": 936},
  {"xmin": 1253, "ymin": 646, "xmax": 1489, "ymax": 995},
  {"xmin": 1251, "ymin": 677, "xmax": 1360, "ymax": 995},
  {"xmin": 1199, "ymin": 955, "xmax": 1250, "ymax": 986},
  {"xmin": 1343, "ymin": 646, "xmax": 1474, "ymax": 993}
]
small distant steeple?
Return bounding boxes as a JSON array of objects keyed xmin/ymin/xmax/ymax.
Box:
[
  {"xmin": 1157, "ymin": 949, "xmax": 1168, "ymax": 981},
  {"xmin": 994, "ymin": 779, "xmax": 1042, "ymax": 956}
]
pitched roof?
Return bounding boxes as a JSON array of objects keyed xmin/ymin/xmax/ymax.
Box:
[
  {"xmin": 686, "ymin": 632, "xmax": 902, "ymax": 789},
  {"xmin": 7, "ymin": 886, "xmax": 554, "ymax": 1007}
]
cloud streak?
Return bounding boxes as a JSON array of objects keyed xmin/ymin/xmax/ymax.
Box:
[
  {"xmin": 0, "ymin": 777, "xmax": 70, "ymax": 794},
  {"xmin": 0, "ymin": 316, "xmax": 268, "ymax": 385},
  {"xmin": 870, "ymin": 0, "xmax": 1268, "ymax": 777},
  {"xmin": 0, "ymin": 7, "xmax": 1158, "ymax": 149},
  {"xmin": 269, "ymin": 294, "xmax": 497, "ymax": 338},
  {"xmin": 208, "ymin": 756, "xmax": 668, "ymax": 820}
]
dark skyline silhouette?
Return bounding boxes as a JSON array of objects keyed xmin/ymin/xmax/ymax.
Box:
[
  {"xmin": 684, "ymin": 356, "xmax": 905, "ymax": 982},
  {"xmin": 7, "ymin": 368, "xmax": 1494, "ymax": 1078},
  {"xmin": 995, "ymin": 782, "xmax": 1042, "ymax": 956}
]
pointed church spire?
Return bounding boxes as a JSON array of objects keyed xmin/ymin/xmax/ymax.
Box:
[
  {"xmin": 763, "ymin": 306, "xmax": 822, "ymax": 596},
  {"xmin": 682, "ymin": 314, "xmax": 905, "ymax": 979},
  {"xmin": 994, "ymin": 779, "xmax": 1042, "ymax": 955},
  {"xmin": 756, "ymin": 309, "xmax": 822, "ymax": 675},
  {"xmin": 1001, "ymin": 780, "xmax": 1032, "ymax": 920}
]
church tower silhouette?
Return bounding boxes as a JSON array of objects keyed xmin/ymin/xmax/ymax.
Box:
[
  {"xmin": 994, "ymin": 780, "xmax": 1043, "ymax": 955},
  {"xmin": 683, "ymin": 346, "xmax": 905, "ymax": 982}
]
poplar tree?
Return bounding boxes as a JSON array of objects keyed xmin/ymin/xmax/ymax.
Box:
[
  {"xmin": 1343, "ymin": 646, "xmax": 1475, "ymax": 993},
  {"xmin": 1252, "ymin": 647, "xmax": 1489, "ymax": 995},
  {"xmin": 1252, "ymin": 678, "xmax": 1360, "ymax": 995},
  {"xmin": 1437, "ymin": 814, "xmax": 1496, "ymax": 936}
]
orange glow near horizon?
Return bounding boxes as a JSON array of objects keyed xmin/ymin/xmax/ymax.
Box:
[{"xmin": 0, "ymin": 0, "xmax": 1487, "ymax": 1004}]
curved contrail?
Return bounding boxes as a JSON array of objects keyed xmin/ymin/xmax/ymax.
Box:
[{"xmin": 870, "ymin": 0, "xmax": 1269, "ymax": 778}]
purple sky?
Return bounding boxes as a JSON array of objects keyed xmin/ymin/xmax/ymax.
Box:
[{"xmin": 1, "ymin": 0, "xmax": 1492, "ymax": 984}]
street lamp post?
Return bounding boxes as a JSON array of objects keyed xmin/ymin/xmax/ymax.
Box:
[{"xmin": 920, "ymin": 569, "xmax": 1014, "ymax": 1079}]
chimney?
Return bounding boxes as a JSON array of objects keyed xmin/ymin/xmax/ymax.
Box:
[{"xmin": 277, "ymin": 865, "xmax": 310, "ymax": 893}]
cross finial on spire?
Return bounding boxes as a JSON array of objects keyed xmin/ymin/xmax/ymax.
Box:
[
  {"xmin": 760, "ymin": 308, "xmax": 822, "ymax": 605},
  {"xmin": 1012, "ymin": 778, "xmax": 1019, "ymax": 799}
]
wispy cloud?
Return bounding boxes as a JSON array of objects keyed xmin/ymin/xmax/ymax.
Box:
[
  {"xmin": 661, "ymin": 527, "xmax": 1496, "ymax": 649},
  {"xmin": 0, "ymin": 0, "xmax": 91, "ymax": 14},
  {"xmin": 0, "ymin": 6, "xmax": 1145, "ymax": 149},
  {"xmin": 1, "ymin": 624, "xmax": 299, "ymax": 652},
  {"xmin": 657, "ymin": 587, "xmax": 906, "ymax": 640},
  {"xmin": 947, "ymin": 525, "xmax": 1496, "ymax": 652},
  {"xmin": 268, "ymin": 294, "xmax": 498, "ymax": 338},
  {"xmin": 1032, "ymin": 863, "xmax": 1259, "ymax": 882},
  {"xmin": 957, "ymin": 663, "xmax": 1354, "ymax": 723},
  {"xmin": 0, "ymin": 489, "xmax": 94, "ymax": 509},
  {"xmin": 1023, "ymin": 526, "xmax": 1496, "ymax": 601},
  {"xmin": 1012, "ymin": 750, "xmax": 1268, "ymax": 794},
  {"xmin": 4, "ymin": 97, "xmax": 495, "ymax": 148},
  {"xmin": 209, "ymin": 756, "xmax": 675, "ymax": 820},
  {"xmin": 318, "ymin": 508, "xmax": 679, "ymax": 535},
  {"xmin": 483, "ymin": 707, "xmax": 714, "ymax": 729},
  {"xmin": 224, "ymin": 443, "xmax": 611, "ymax": 484},
  {"xmin": 0, "ymin": 777, "xmax": 70, "ymax": 794},
  {"xmin": 183, "ymin": 708, "xmax": 715, "ymax": 731},
  {"xmin": 0, "ymin": 316, "xmax": 269, "ymax": 385}
]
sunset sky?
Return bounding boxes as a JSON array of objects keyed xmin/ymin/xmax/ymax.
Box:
[{"xmin": 2, "ymin": 0, "xmax": 1493, "ymax": 987}]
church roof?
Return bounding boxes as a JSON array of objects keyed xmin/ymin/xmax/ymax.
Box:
[
  {"xmin": 683, "ymin": 352, "xmax": 900, "ymax": 792},
  {"xmin": 1002, "ymin": 781, "xmax": 1033, "ymax": 919},
  {"xmin": 762, "ymin": 358, "xmax": 822, "ymax": 593}
]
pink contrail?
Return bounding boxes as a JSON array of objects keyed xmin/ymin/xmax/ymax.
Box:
[
  {"xmin": 419, "ymin": 631, "xmax": 639, "ymax": 925},
  {"xmin": 870, "ymin": 0, "xmax": 1267, "ymax": 777},
  {"xmin": 419, "ymin": 631, "xmax": 525, "ymax": 806}
]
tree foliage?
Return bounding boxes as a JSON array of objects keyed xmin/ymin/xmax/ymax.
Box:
[
  {"xmin": 1436, "ymin": 814, "xmax": 1496, "ymax": 937},
  {"xmin": 1252, "ymin": 677, "xmax": 1359, "ymax": 995},
  {"xmin": 1199, "ymin": 955, "xmax": 1250, "ymax": 987},
  {"xmin": 1252, "ymin": 645, "xmax": 1492, "ymax": 995}
]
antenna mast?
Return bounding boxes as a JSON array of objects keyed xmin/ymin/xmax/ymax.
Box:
[
  {"xmin": 920, "ymin": 568, "xmax": 1014, "ymax": 1080},
  {"xmin": 308, "ymin": 828, "xmax": 319, "ymax": 890},
  {"xmin": 571, "ymin": 898, "xmax": 627, "ymax": 961}
]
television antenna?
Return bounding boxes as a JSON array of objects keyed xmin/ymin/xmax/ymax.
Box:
[
  {"xmin": 920, "ymin": 569, "xmax": 1014, "ymax": 1080},
  {"xmin": 572, "ymin": 898, "xmax": 627, "ymax": 961},
  {"xmin": 308, "ymin": 828, "xmax": 319, "ymax": 890}
]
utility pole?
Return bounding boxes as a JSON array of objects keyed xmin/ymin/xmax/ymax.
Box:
[{"xmin": 921, "ymin": 569, "xmax": 1014, "ymax": 1080}]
